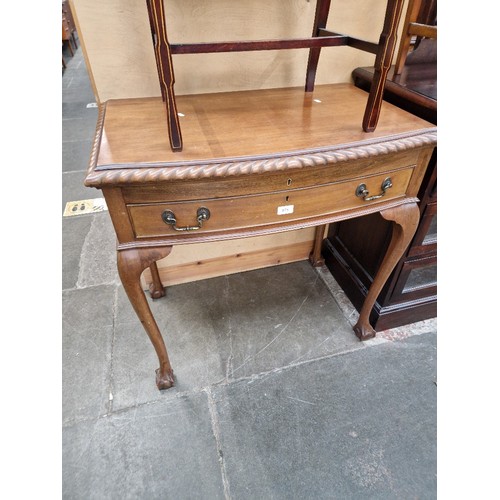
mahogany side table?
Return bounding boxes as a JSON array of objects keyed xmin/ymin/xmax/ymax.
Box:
[{"xmin": 85, "ymin": 83, "xmax": 436, "ymax": 390}]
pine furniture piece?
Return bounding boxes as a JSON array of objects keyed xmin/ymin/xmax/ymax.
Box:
[{"xmin": 322, "ymin": 48, "xmax": 437, "ymax": 330}]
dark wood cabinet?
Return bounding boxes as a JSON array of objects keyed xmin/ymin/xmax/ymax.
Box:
[
  {"xmin": 322, "ymin": 58, "xmax": 437, "ymax": 330},
  {"xmin": 62, "ymin": 0, "xmax": 78, "ymax": 58}
]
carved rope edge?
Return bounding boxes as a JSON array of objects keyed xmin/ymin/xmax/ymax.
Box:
[
  {"xmin": 85, "ymin": 101, "xmax": 107, "ymax": 185},
  {"xmin": 85, "ymin": 125, "xmax": 437, "ymax": 187}
]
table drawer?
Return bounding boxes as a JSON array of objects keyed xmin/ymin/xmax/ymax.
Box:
[
  {"xmin": 120, "ymin": 151, "xmax": 420, "ymax": 204},
  {"xmin": 128, "ymin": 168, "xmax": 413, "ymax": 238}
]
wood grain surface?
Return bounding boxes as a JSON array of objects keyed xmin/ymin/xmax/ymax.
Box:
[{"xmin": 93, "ymin": 83, "xmax": 433, "ymax": 168}]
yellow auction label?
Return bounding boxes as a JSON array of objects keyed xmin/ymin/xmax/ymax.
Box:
[{"xmin": 63, "ymin": 198, "xmax": 108, "ymax": 217}]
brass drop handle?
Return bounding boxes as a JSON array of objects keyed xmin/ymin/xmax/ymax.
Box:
[
  {"xmin": 355, "ymin": 177, "xmax": 393, "ymax": 201},
  {"xmin": 161, "ymin": 207, "xmax": 211, "ymax": 231}
]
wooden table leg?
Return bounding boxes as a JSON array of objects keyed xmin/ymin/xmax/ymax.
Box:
[
  {"xmin": 148, "ymin": 261, "xmax": 166, "ymax": 299},
  {"xmin": 353, "ymin": 202, "xmax": 420, "ymax": 340},
  {"xmin": 117, "ymin": 246, "xmax": 175, "ymax": 389},
  {"xmin": 309, "ymin": 224, "xmax": 326, "ymax": 267}
]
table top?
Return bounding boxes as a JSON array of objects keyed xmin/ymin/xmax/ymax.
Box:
[{"xmin": 86, "ymin": 83, "xmax": 436, "ymax": 187}]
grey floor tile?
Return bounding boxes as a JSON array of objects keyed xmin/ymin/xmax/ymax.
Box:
[
  {"xmin": 212, "ymin": 332, "xmax": 437, "ymax": 500},
  {"xmin": 62, "ymin": 216, "xmax": 93, "ymax": 290},
  {"xmin": 62, "ymin": 285, "xmax": 116, "ymax": 424},
  {"xmin": 217, "ymin": 263, "xmax": 363, "ymax": 380},
  {"xmin": 62, "ymin": 139, "xmax": 94, "ymax": 173},
  {"xmin": 110, "ymin": 262, "xmax": 363, "ymax": 410},
  {"xmin": 62, "ymin": 102, "xmax": 97, "ymax": 120},
  {"xmin": 65, "ymin": 56, "xmax": 87, "ymax": 74},
  {"xmin": 62, "ymin": 42, "xmax": 75, "ymax": 62},
  {"xmin": 62, "ymin": 170, "xmax": 101, "ymax": 210},
  {"xmin": 62, "ymin": 52, "xmax": 95, "ymax": 101},
  {"xmin": 62, "ymin": 56, "xmax": 95, "ymax": 84},
  {"xmin": 61, "ymin": 47, "xmax": 88, "ymax": 76},
  {"xmin": 111, "ymin": 283, "xmax": 228, "ymax": 409},
  {"xmin": 62, "ymin": 84, "xmax": 97, "ymax": 104},
  {"xmin": 76, "ymin": 213, "xmax": 118, "ymax": 288},
  {"xmin": 62, "ymin": 392, "xmax": 225, "ymax": 500},
  {"xmin": 62, "ymin": 115, "xmax": 99, "ymax": 143},
  {"xmin": 62, "ymin": 70, "xmax": 93, "ymax": 89}
]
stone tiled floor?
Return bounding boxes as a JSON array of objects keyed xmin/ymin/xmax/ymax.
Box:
[{"xmin": 62, "ymin": 45, "xmax": 437, "ymax": 499}]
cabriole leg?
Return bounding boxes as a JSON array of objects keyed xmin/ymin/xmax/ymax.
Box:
[
  {"xmin": 353, "ymin": 202, "xmax": 420, "ymax": 340},
  {"xmin": 149, "ymin": 261, "xmax": 166, "ymax": 299},
  {"xmin": 309, "ymin": 224, "xmax": 327, "ymax": 267},
  {"xmin": 117, "ymin": 246, "xmax": 175, "ymax": 389}
]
